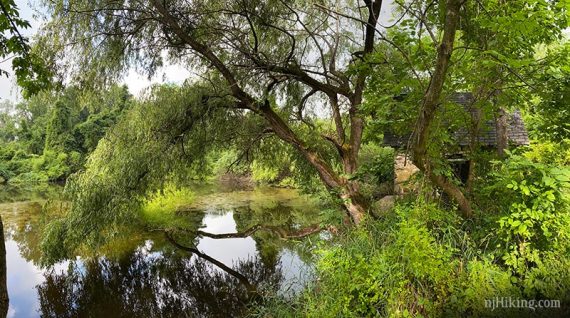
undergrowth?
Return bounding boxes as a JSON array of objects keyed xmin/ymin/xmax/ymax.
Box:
[
  {"xmin": 140, "ymin": 184, "xmax": 196, "ymax": 229},
  {"xmin": 249, "ymin": 155, "xmax": 570, "ymax": 317}
]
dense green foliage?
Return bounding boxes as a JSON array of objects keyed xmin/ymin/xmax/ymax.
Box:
[
  {"xmin": 140, "ymin": 184, "xmax": 196, "ymax": 229},
  {"xmin": 526, "ymin": 44, "xmax": 570, "ymax": 141},
  {"xmin": 0, "ymin": 85, "xmax": 130, "ymax": 183},
  {"xmin": 251, "ymin": 134, "xmax": 570, "ymax": 316}
]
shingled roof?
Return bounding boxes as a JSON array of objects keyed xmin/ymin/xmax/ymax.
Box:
[{"xmin": 383, "ymin": 93, "xmax": 530, "ymax": 149}]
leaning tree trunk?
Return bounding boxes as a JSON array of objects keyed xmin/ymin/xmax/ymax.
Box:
[
  {"xmin": 412, "ymin": 0, "xmax": 473, "ymax": 218},
  {"xmin": 0, "ymin": 215, "xmax": 8, "ymax": 318},
  {"xmin": 259, "ymin": 103, "xmax": 369, "ymax": 224}
]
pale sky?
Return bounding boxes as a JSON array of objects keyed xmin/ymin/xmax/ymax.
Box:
[
  {"xmin": 0, "ymin": 0, "xmax": 396, "ymax": 103},
  {"xmin": 0, "ymin": 0, "xmax": 192, "ymax": 102}
]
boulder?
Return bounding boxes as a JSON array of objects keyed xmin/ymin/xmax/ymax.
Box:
[
  {"xmin": 373, "ymin": 195, "xmax": 397, "ymax": 216},
  {"xmin": 394, "ymin": 154, "xmax": 420, "ymax": 194}
]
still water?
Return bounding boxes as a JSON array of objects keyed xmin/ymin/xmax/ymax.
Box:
[{"xmin": 0, "ymin": 184, "xmax": 320, "ymax": 317}]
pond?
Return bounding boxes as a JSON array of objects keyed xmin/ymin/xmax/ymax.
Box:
[{"xmin": 0, "ymin": 183, "xmax": 321, "ymax": 317}]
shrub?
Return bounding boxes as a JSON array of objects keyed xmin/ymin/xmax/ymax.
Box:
[
  {"xmin": 292, "ymin": 204, "xmax": 461, "ymax": 317},
  {"xmin": 451, "ymin": 258, "xmax": 520, "ymax": 316},
  {"xmin": 0, "ymin": 162, "xmax": 12, "ymax": 181},
  {"xmin": 3, "ymin": 150, "xmax": 84, "ymax": 183},
  {"xmin": 140, "ymin": 184, "xmax": 196, "ymax": 229},
  {"xmin": 356, "ymin": 144, "xmax": 395, "ymax": 199},
  {"xmin": 251, "ymin": 160, "xmax": 280, "ymax": 183},
  {"xmin": 357, "ymin": 144, "xmax": 395, "ymax": 185},
  {"xmin": 9, "ymin": 171, "xmax": 49, "ymax": 183},
  {"xmin": 523, "ymin": 139, "xmax": 570, "ymax": 166},
  {"xmin": 485, "ymin": 153, "xmax": 570, "ymax": 278}
]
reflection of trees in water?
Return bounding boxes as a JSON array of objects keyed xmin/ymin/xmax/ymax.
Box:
[
  {"xmin": 37, "ymin": 248, "xmax": 283, "ymax": 318},
  {"xmin": 1, "ymin": 186, "xmax": 317, "ymax": 317},
  {"xmin": 33, "ymin": 205, "xmax": 318, "ymax": 317},
  {"xmin": 0, "ymin": 184, "xmax": 64, "ymax": 203},
  {"xmin": 233, "ymin": 203, "xmax": 321, "ymax": 267},
  {"xmin": 9, "ymin": 210, "xmax": 43, "ymax": 264},
  {"xmin": 1, "ymin": 201, "xmax": 50, "ymax": 266}
]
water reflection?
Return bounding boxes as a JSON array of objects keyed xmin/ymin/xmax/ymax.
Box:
[
  {"xmin": 37, "ymin": 248, "xmax": 280, "ymax": 318},
  {"xmin": 0, "ymin": 184, "xmax": 319, "ymax": 317}
]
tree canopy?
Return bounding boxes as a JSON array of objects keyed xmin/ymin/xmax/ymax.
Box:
[{"xmin": 31, "ymin": 0, "xmax": 569, "ymax": 226}]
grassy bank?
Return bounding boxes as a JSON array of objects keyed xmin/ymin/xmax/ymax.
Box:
[{"xmin": 251, "ymin": 194, "xmax": 570, "ymax": 317}]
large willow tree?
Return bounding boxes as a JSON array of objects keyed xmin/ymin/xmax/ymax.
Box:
[
  {"xmin": 40, "ymin": 0, "xmax": 385, "ymax": 224},
  {"xmin": 37, "ymin": 0, "xmax": 569, "ymax": 231}
]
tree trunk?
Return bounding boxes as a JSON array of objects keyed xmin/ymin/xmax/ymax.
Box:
[
  {"xmin": 259, "ymin": 102, "xmax": 369, "ymax": 224},
  {"xmin": 430, "ymin": 174, "xmax": 472, "ymax": 216},
  {"xmin": 340, "ymin": 181, "xmax": 368, "ymax": 225},
  {"xmin": 496, "ymin": 107, "xmax": 508, "ymax": 158},
  {"xmin": 0, "ymin": 215, "xmax": 8, "ymax": 318},
  {"xmin": 412, "ymin": 0, "xmax": 473, "ymax": 218},
  {"xmin": 466, "ymin": 100, "xmax": 482, "ymax": 193}
]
